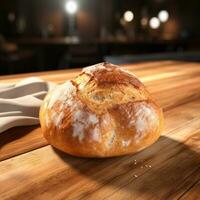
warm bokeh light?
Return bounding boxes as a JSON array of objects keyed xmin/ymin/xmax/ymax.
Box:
[
  {"xmin": 141, "ymin": 17, "xmax": 148, "ymax": 27},
  {"xmin": 149, "ymin": 17, "xmax": 160, "ymax": 29},
  {"xmin": 158, "ymin": 10, "xmax": 169, "ymax": 22},
  {"xmin": 65, "ymin": 0, "xmax": 78, "ymax": 14},
  {"xmin": 8, "ymin": 12, "xmax": 15, "ymax": 22},
  {"xmin": 123, "ymin": 11, "xmax": 134, "ymax": 22}
]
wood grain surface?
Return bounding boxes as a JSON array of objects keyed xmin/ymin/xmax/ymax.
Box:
[{"xmin": 0, "ymin": 61, "xmax": 200, "ymax": 200}]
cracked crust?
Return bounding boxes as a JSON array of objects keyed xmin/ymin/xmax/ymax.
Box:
[{"xmin": 39, "ymin": 62, "xmax": 163, "ymax": 157}]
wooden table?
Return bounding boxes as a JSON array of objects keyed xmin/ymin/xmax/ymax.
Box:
[{"xmin": 0, "ymin": 61, "xmax": 200, "ymax": 200}]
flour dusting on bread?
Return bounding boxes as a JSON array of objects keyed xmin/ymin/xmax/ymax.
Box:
[
  {"xmin": 72, "ymin": 109, "xmax": 101, "ymax": 142},
  {"xmin": 122, "ymin": 139, "xmax": 131, "ymax": 147},
  {"xmin": 106, "ymin": 130, "xmax": 116, "ymax": 149},
  {"xmin": 47, "ymin": 80, "xmax": 76, "ymax": 128},
  {"xmin": 92, "ymin": 126, "xmax": 101, "ymax": 141},
  {"xmin": 48, "ymin": 80, "xmax": 76, "ymax": 109},
  {"xmin": 83, "ymin": 63, "xmax": 106, "ymax": 74},
  {"xmin": 134, "ymin": 103, "xmax": 158, "ymax": 143}
]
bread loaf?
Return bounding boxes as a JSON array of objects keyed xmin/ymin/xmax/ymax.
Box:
[{"xmin": 39, "ymin": 62, "xmax": 163, "ymax": 157}]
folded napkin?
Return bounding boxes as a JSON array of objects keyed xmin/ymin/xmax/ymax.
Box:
[{"xmin": 0, "ymin": 77, "xmax": 56, "ymax": 133}]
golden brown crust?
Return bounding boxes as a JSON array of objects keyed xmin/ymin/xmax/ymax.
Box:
[
  {"xmin": 83, "ymin": 62, "xmax": 142, "ymax": 88},
  {"xmin": 39, "ymin": 62, "xmax": 163, "ymax": 157}
]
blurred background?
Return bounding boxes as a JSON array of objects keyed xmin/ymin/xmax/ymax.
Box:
[{"xmin": 0, "ymin": 0, "xmax": 200, "ymax": 74}]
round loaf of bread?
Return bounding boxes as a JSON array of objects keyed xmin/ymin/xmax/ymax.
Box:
[{"xmin": 40, "ymin": 62, "xmax": 163, "ymax": 157}]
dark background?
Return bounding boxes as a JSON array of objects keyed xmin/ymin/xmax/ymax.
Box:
[{"xmin": 0, "ymin": 0, "xmax": 200, "ymax": 74}]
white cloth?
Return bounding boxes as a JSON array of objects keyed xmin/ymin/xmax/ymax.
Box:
[{"xmin": 0, "ymin": 77, "xmax": 56, "ymax": 133}]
